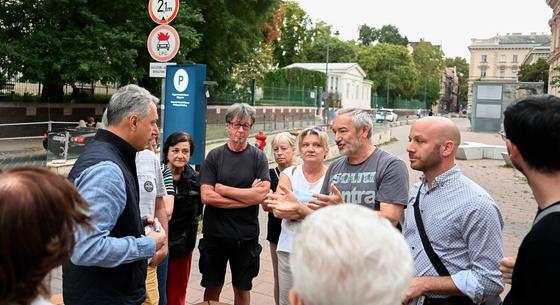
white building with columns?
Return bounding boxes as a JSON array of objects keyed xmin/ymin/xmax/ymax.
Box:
[{"xmin": 283, "ymin": 63, "xmax": 373, "ymax": 109}]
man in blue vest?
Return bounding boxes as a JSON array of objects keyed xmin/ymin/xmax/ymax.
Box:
[{"xmin": 63, "ymin": 84, "xmax": 167, "ymax": 305}]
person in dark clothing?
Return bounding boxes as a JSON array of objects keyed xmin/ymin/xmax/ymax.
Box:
[
  {"xmin": 501, "ymin": 95, "xmax": 560, "ymax": 305},
  {"xmin": 63, "ymin": 85, "xmax": 167, "ymax": 305},
  {"xmin": 162, "ymin": 131, "xmax": 203, "ymax": 305},
  {"xmin": 263, "ymin": 131, "xmax": 297, "ymax": 305},
  {"xmin": 199, "ymin": 103, "xmax": 271, "ymax": 305}
]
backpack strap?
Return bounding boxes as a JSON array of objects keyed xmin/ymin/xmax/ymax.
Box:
[{"xmin": 533, "ymin": 204, "xmax": 560, "ymax": 226}]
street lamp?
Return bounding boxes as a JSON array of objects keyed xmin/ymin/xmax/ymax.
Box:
[{"xmin": 324, "ymin": 30, "xmax": 340, "ymax": 125}]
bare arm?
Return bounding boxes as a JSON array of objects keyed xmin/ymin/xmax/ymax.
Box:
[
  {"xmin": 214, "ymin": 179, "xmax": 271, "ymax": 205},
  {"xmin": 378, "ymin": 202, "xmax": 404, "ymax": 227},
  {"xmin": 162, "ymin": 195, "xmax": 174, "ymax": 220},
  {"xmin": 150, "ymin": 196, "xmax": 169, "ymax": 266},
  {"xmin": 201, "ymin": 184, "xmax": 252, "ymax": 209},
  {"xmin": 403, "ymin": 276, "xmax": 463, "ymax": 304}
]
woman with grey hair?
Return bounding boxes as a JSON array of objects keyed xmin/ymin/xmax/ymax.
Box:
[{"xmin": 263, "ymin": 131, "xmax": 297, "ymax": 305}]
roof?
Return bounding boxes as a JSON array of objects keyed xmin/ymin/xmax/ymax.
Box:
[
  {"xmin": 282, "ymin": 63, "xmax": 367, "ymax": 78},
  {"xmin": 469, "ymin": 34, "xmax": 551, "ymax": 49}
]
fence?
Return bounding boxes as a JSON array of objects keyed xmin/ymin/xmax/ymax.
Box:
[
  {"xmin": 208, "ymin": 84, "xmax": 323, "ymax": 108},
  {"xmin": 371, "ymin": 95, "xmax": 426, "ymax": 110},
  {"xmin": 0, "ymin": 78, "xmax": 118, "ymax": 102}
]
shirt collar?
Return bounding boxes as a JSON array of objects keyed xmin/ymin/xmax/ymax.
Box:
[
  {"xmin": 95, "ymin": 129, "xmax": 138, "ymax": 170},
  {"xmin": 420, "ymin": 165, "xmax": 461, "ymax": 190}
]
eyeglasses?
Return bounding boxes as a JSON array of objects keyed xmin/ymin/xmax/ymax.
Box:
[
  {"xmin": 229, "ymin": 122, "xmax": 252, "ymax": 130},
  {"xmin": 498, "ymin": 130, "xmax": 506, "ymax": 141}
]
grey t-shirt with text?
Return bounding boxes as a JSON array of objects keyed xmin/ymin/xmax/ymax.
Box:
[{"xmin": 320, "ymin": 148, "xmax": 409, "ymax": 209}]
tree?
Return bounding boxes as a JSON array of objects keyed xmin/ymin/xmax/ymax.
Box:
[
  {"xmin": 303, "ymin": 22, "xmax": 358, "ymax": 63},
  {"xmin": 358, "ymin": 24, "xmax": 408, "ymax": 46},
  {"xmin": 0, "ymin": 0, "xmax": 203, "ymax": 101},
  {"xmin": 0, "ymin": 0, "xmax": 278, "ymax": 101},
  {"xmin": 518, "ymin": 58, "xmax": 549, "ymax": 93},
  {"xmin": 357, "ymin": 44, "xmax": 418, "ymax": 101},
  {"xmin": 188, "ymin": 0, "xmax": 279, "ymax": 88},
  {"xmin": 271, "ymin": 1, "xmax": 312, "ymax": 68},
  {"xmin": 444, "ymin": 57, "xmax": 469, "ymax": 107},
  {"xmin": 412, "ymin": 41, "xmax": 444, "ymax": 105},
  {"xmin": 377, "ymin": 25, "xmax": 409, "ymax": 46},
  {"xmin": 358, "ymin": 24, "xmax": 378, "ymax": 46}
]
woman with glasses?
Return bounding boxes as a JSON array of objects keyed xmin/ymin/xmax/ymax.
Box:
[
  {"xmin": 162, "ymin": 131, "xmax": 203, "ymax": 305},
  {"xmin": 266, "ymin": 127, "xmax": 329, "ymax": 305},
  {"xmin": 263, "ymin": 132, "xmax": 297, "ymax": 305}
]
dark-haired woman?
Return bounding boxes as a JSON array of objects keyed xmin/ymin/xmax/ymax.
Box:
[{"xmin": 162, "ymin": 131, "xmax": 203, "ymax": 305}]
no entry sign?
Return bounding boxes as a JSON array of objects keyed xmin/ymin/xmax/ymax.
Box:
[
  {"xmin": 148, "ymin": 0, "xmax": 180, "ymax": 24},
  {"xmin": 147, "ymin": 24, "xmax": 180, "ymax": 62}
]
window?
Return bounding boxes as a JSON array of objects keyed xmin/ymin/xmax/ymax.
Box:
[
  {"xmin": 512, "ymin": 55, "xmax": 518, "ymax": 63},
  {"xmin": 500, "ymin": 55, "xmax": 507, "ymax": 63},
  {"xmin": 480, "ymin": 67, "xmax": 487, "ymax": 77},
  {"xmin": 499, "ymin": 66, "xmax": 505, "ymax": 78},
  {"xmin": 481, "ymin": 54, "xmax": 487, "ymax": 63},
  {"xmin": 512, "ymin": 67, "xmax": 518, "ymax": 77}
]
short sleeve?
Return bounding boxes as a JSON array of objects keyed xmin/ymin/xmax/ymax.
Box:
[
  {"xmin": 376, "ymin": 157, "xmax": 409, "ymax": 205},
  {"xmin": 161, "ymin": 164, "xmax": 175, "ymax": 196},
  {"xmin": 199, "ymin": 147, "xmax": 219, "ymax": 186}
]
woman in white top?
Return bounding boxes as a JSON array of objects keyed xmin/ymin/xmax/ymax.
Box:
[{"xmin": 269, "ymin": 127, "xmax": 329, "ymax": 305}]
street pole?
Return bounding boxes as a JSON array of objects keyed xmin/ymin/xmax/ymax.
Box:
[
  {"xmin": 386, "ymin": 64, "xmax": 391, "ymax": 109},
  {"xmin": 323, "ymin": 36, "xmax": 330, "ymax": 125}
]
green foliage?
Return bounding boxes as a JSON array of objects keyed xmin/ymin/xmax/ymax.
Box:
[
  {"xmin": 263, "ymin": 67, "xmax": 326, "ymax": 88},
  {"xmin": 444, "ymin": 57, "xmax": 469, "ymax": 106},
  {"xmin": 519, "ymin": 58, "xmax": 549, "ymax": 93},
  {"xmin": 358, "ymin": 24, "xmax": 408, "ymax": 46},
  {"xmin": 189, "ymin": 0, "xmax": 279, "ymax": 87},
  {"xmin": 0, "ymin": 0, "xmax": 203, "ymax": 101},
  {"xmin": 304, "ymin": 22, "xmax": 359, "ymax": 63},
  {"xmin": 357, "ymin": 44, "xmax": 418, "ymax": 100},
  {"xmin": 272, "ymin": 1, "xmax": 312, "ymax": 67},
  {"xmin": 412, "ymin": 41, "xmax": 444, "ymax": 104}
]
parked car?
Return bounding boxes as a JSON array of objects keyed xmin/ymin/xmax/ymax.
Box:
[
  {"xmin": 375, "ymin": 109, "xmax": 398, "ymax": 122},
  {"xmin": 43, "ymin": 127, "xmax": 97, "ymax": 158}
]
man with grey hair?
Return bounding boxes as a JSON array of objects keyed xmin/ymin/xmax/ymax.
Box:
[
  {"xmin": 311, "ymin": 108, "xmax": 409, "ymax": 226},
  {"xmin": 63, "ymin": 84, "xmax": 167, "ymax": 305},
  {"xmin": 289, "ymin": 204, "xmax": 412, "ymax": 305},
  {"xmin": 199, "ymin": 102, "xmax": 271, "ymax": 305}
]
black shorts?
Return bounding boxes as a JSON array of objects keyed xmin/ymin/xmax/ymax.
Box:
[{"xmin": 198, "ymin": 236, "xmax": 262, "ymax": 290}]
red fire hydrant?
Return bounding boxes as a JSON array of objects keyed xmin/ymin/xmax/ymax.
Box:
[{"xmin": 255, "ymin": 131, "xmax": 267, "ymax": 151}]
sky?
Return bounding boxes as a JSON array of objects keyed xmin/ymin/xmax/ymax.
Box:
[{"xmin": 293, "ymin": 0, "xmax": 552, "ymax": 62}]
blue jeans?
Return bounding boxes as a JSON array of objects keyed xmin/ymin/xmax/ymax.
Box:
[{"xmin": 157, "ymin": 255, "xmax": 169, "ymax": 305}]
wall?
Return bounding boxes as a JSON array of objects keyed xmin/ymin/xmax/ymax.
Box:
[{"xmin": 0, "ymin": 103, "xmax": 320, "ymax": 138}]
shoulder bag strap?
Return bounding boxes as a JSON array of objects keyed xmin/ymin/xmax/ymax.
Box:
[
  {"xmin": 533, "ymin": 204, "xmax": 560, "ymax": 226},
  {"xmin": 413, "ymin": 184, "xmax": 451, "ymax": 276}
]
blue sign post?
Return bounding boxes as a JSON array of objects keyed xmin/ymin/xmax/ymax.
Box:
[{"xmin": 163, "ymin": 64, "xmax": 207, "ymax": 165}]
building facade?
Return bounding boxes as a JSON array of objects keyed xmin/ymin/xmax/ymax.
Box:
[
  {"xmin": 439, "ymin": 67, "xmax": 459, "ymax": 113},
  {"xmin": 467, "ymin": 33, "xmax": 551, "ymax": 108},
  {"xmin": 283, "ymin": 63, "xmax": 373, "ymax": 109},
  {"xmin": 548, "ymin": 0, "xmax": 560, "ymax": 96}
]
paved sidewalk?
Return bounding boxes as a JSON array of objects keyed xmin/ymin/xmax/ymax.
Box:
[{"xmin": 48, "ymin": 118, "xmax": 534, "ymax": 304}]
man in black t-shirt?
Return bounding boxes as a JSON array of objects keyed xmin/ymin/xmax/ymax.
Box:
[
  {"xmin": 199, "ymin": 103, "xmax": 270, "ymax": 305},
  {"xmin": 501, "ymin": 95, "xmax": 560, "ymax": 305}
]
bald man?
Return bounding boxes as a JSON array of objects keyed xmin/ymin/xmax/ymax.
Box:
[{"xmin": 401, "ymin": 117, "xmax": 504, "ymax": 305}]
